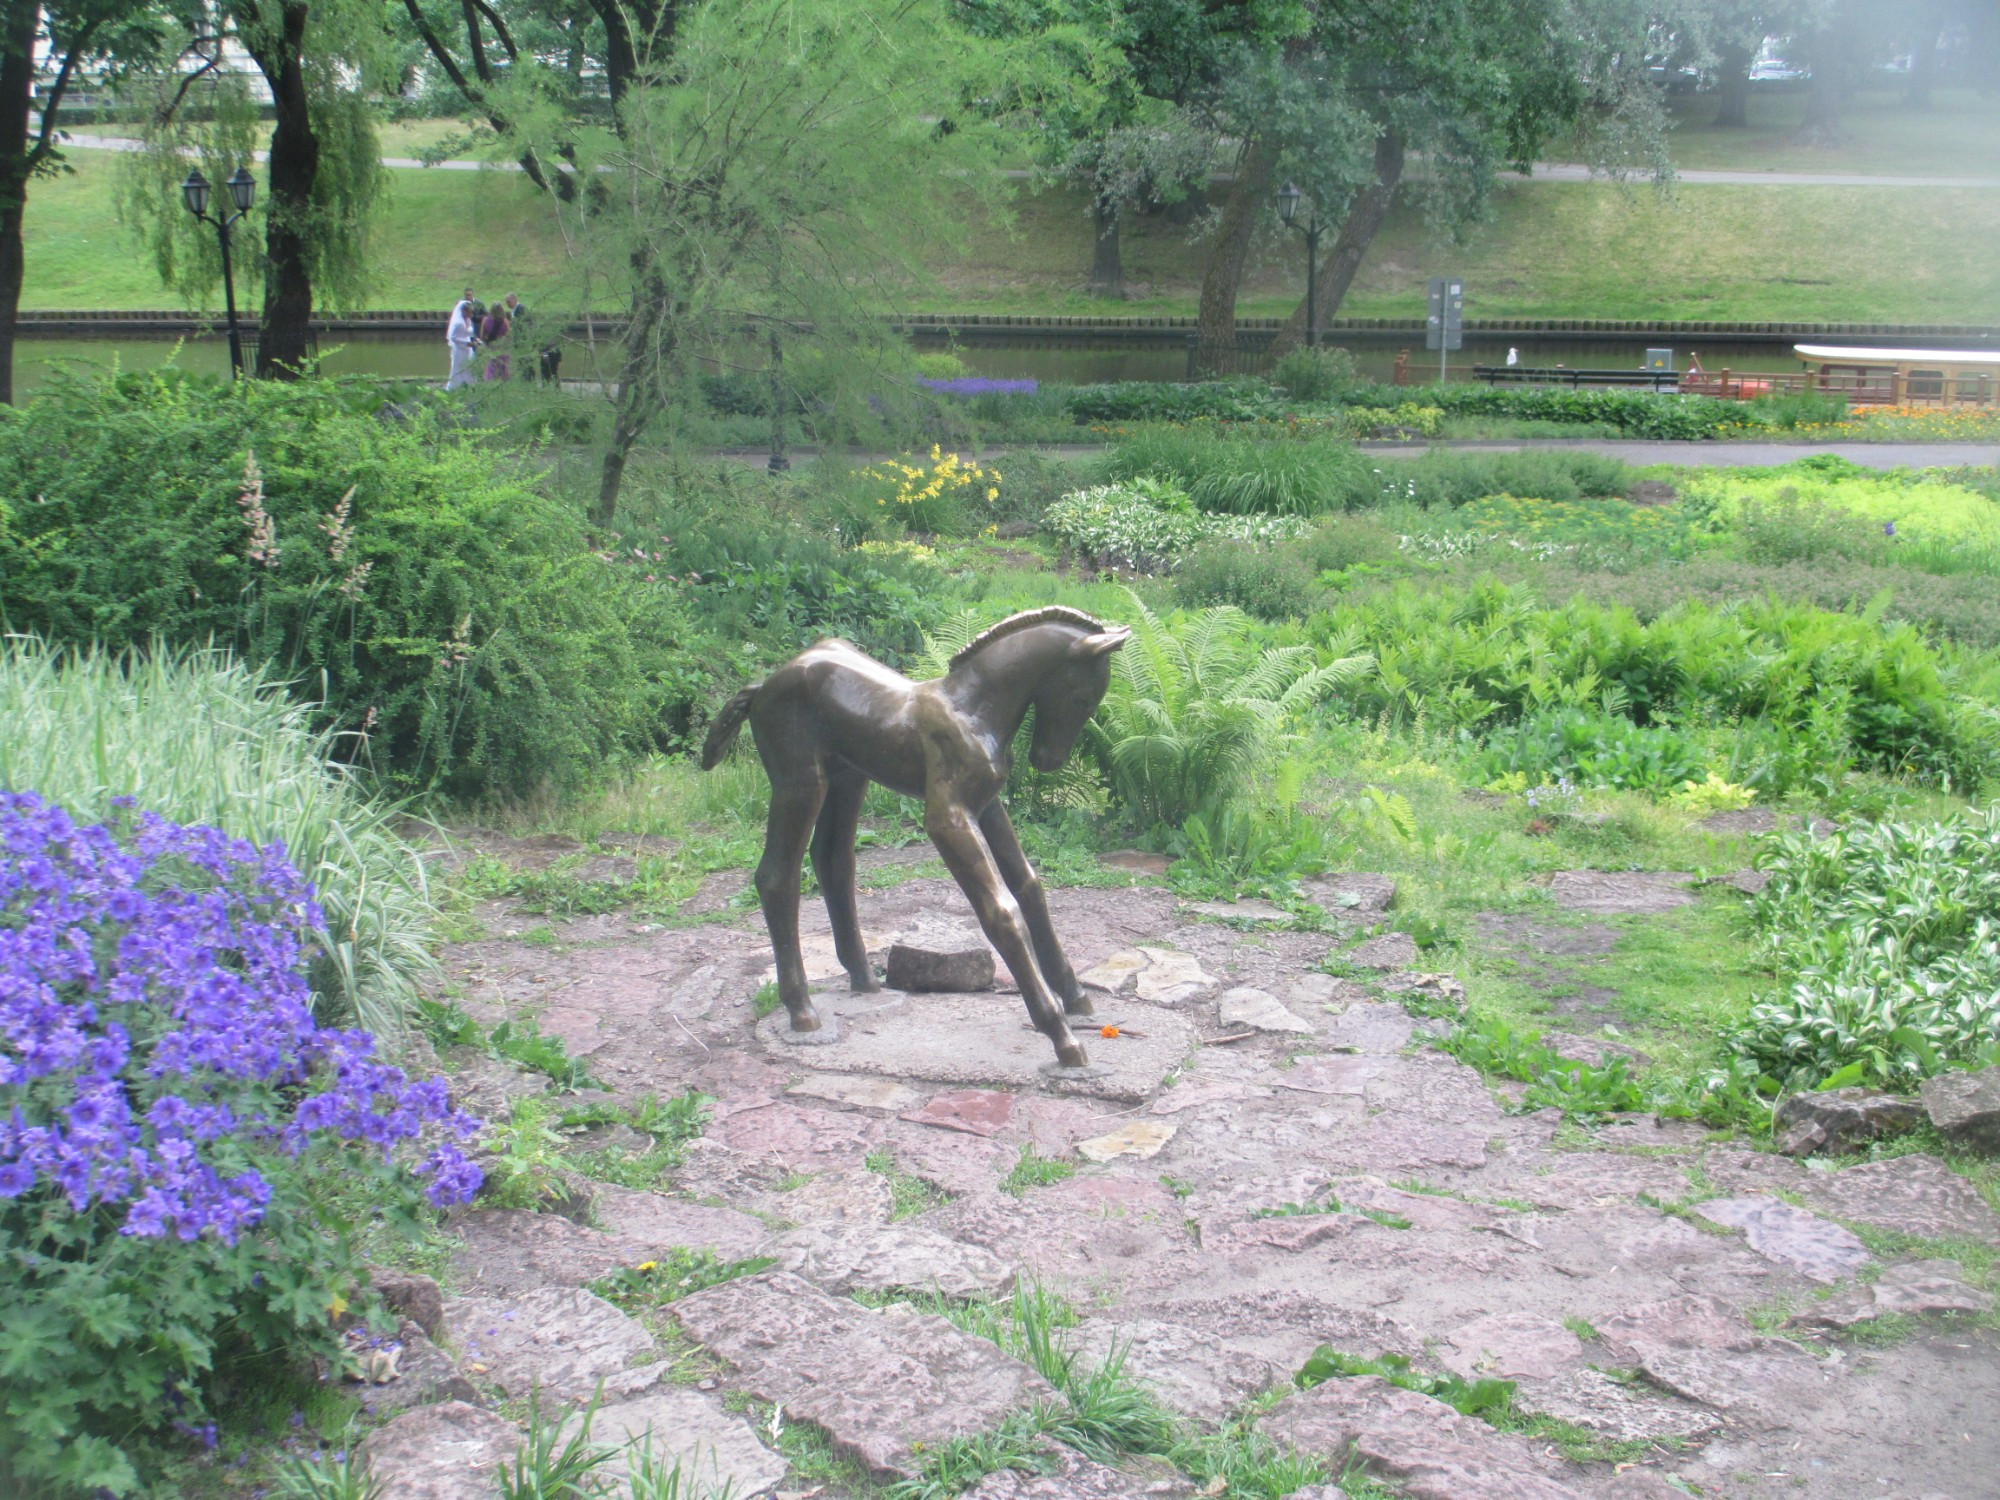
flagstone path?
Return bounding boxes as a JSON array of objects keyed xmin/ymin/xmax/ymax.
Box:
[{"xmin": 356, "ymin": 840, "xmax": 2000, "ymax": 1500}]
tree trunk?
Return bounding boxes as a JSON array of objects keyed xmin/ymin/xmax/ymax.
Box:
[
  {"xmin": 0, "ymin": 1, "xmax": 36, "ymax": 405},
  {"xmin": 1192, "ymin": 137, "xmax": 1279, "ymax": 374},
  {"xmin": 1086, "ymin": 200, "xmax": 1123, "ymax": 298},
  {"xmin": 1905, "ymin": 1, "xmax": 1942, "ymax": 109},
  {"xmin": 1797, "ymin": 6, "xmax": 1850, "ymax": 146},
  {"xmin": 594, "ymin": 253, "xmax": 673, "ymax": 525},
  {"xmin": 1265, "ymin": 129, "xmax": 1403, "ymax": 361},
  {"xmin": 1712, "ymin": 41, "xmax": 1753, "ymax": 128},
  {"xmin": 240, "ymin": 2, "xmax": 318, "ymax": 377}
]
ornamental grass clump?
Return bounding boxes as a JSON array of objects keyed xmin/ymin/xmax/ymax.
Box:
[{"xmin": 0, "ymin": 791, "xmax": 480, "ymax": 1497}]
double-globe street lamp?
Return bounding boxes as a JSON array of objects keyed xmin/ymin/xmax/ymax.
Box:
[
  {"xmin": 180, "ymin": 166, "xmax": 257, "ymax": 379},
  {"xmin": 1276, "ymin": 182, "xmax": 1322, "ymax": 349}
]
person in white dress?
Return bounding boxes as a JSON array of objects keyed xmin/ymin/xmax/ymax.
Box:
[{"xmin": 445, "ymin": 289, "xmax": 478, "ymax": 390}]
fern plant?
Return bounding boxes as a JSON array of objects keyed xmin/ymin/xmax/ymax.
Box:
[{"xmin": 1083, "ymin": 592, "xmax": 1370, "ymax": 829}]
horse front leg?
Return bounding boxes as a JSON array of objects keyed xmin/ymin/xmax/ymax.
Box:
[
  {"xmin": 925, "ymin": 798, "xmax": 1089, "ymax": 1068},
  {"xmin": 756, "ymin": 776, "xmax": 828, "ymax": 1031},
  {"xmin": 977, "ymin": 801, "xmax": 1089, "ymax": 1016}
]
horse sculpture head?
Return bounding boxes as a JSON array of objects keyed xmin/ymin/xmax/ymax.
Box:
[{"xmin": 1027, "ymin": 621, "xmax": 1131, "ymax": 772}]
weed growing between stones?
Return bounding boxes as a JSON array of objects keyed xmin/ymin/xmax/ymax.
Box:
[
  {"xmin": 272, "ymin": 1447, "xmax": 382, "ymax": 1499},
  {"xmin": 497, "ymin": 1388, "xmax": 614, "ymax": 1499},
  {"xmin": 417, "ymin": 994, "xmax": 607, "ymax": 1092},
  {"xmin": 865, "ymin": 1149, "xmax": 954, "ymax": 1219},
  {"xmin": 593, "ymin": 1248, "xmax": 780, "ymax": 1313},
  {"xmin": 1000, "ymin": 1144, "xmax": 1077, "ymax": 1196},
  {"xmin": 1167, "ymin": 1391, "xmax": 1328, "ymax": 1499},
  {"xmin": 752, "ymin": 982, "xmax": 783, "ymax": 1020},
  {"xmin": 561, "ymin": 1092, "xmax": 715, "ymax": 1188}
]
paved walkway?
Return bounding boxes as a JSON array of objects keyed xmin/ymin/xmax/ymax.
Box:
[
  {"xmin": 59, "ymin": 133, "xmax": 2000, "ymax": 190},
  {"xmin": 710, "ymin": 440, "xmax": 2000, "ymax": 471}
]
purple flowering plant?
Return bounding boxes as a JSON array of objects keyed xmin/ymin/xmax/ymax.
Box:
[
  {"xmin": 0, "ymin": 790, "xmax": 480, "ymax": 1495},
  {"xmin": 918, "ymin": 377, "xmax": 1040, "ymax": 398}
]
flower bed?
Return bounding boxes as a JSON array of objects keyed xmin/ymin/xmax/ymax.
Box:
[{"xmin": 0, "ymin": 791, "xmax": 479, "ymax": 1495}]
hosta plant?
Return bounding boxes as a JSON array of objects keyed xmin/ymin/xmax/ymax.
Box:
[
  {"xmin": 1732, "ymin": 808, "xmax": 2000, "ymax": 1088},
  {"xmin": 0, "ymin": 792, "xmax": 481, "ymax": 1496}
]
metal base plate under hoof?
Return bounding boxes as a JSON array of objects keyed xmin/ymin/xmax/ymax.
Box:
[{"xmin": 770, "ymin": 1010, "xmax": 845, "ymax": 1046}]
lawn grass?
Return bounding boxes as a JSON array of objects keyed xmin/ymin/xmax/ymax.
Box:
[
  {"xmin": 1658, "ymin": 85, "xmax": 2000, "ymax": 178},
  {"xmin": 22, "ymin": 107, "xmax": 2000, "ymax": 324}
]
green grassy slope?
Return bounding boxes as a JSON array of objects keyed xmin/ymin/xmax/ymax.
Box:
[{"xmin": 22, "ymin": 86, "xmax": 2000, "ymax": 323}]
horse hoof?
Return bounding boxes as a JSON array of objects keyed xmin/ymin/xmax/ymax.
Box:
[
  {"xmin": 849, "ymin": 973, "xmax": 883, "ymax": 994},
  {"xmin": 789, "ymin": 1008, "xmax": 823, "ymax": 1033},
  {"xmin": 1055, "ymin": 1043, "xmax": 1091, "ymax": 1069},
  {"xmin": 1063, "ymin": 991, "xmax": 1095, "ymax": 1018}
]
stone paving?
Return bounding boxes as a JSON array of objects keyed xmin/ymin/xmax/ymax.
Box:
[{"xmin": 358, "ymin": 845, "xmax": 2000, "ymax": 1500}]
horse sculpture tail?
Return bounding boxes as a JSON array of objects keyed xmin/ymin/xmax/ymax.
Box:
[{"xmin": 700, "ymin": 684, "xmax": 761, "ymax": 770}]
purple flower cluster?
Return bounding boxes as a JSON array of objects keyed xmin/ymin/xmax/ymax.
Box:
[
  {"xmin": 0, "ymin": 791, "xmax": 480, "ymax": 1243},
  {"xmin": 918, "ymin": 377, "xmax": 1040, "ymax": 397}
]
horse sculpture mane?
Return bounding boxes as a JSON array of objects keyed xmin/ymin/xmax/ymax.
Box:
[{"xmin": 947, "ymin": 606, "xmax": 1108, "ymax": 670}]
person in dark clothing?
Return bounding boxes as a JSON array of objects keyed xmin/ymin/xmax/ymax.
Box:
[{"xmin": 507, "ymin": 292, "xmax": 562, "ymax": 384}]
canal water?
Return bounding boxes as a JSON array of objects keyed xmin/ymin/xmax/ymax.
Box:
[{"xmin": 8, "ymin": 331, "xmax": 1817, "ymax": 395}]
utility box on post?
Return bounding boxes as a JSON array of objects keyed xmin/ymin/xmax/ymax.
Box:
[{"xmin": 1644, "ymin": 348, "xmax": 1675, "ymax": 372}]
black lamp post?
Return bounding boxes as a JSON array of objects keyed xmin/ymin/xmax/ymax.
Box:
[
  {"xmin": 1276, "ymin": 182, "xmax": 1322, "ymax": 348},
  {"xmin": 181, "ymin": 166, "xmax": 256, "ymax": 379}
]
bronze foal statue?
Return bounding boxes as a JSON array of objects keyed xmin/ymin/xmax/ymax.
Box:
[{"xmin": 701, "ymin": 606, "xmax": 1131, "ymax": 1069}]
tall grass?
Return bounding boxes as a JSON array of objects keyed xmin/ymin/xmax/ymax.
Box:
[
  {"xmin": 1102, "ymin": 427, "xmax": 1372, "ymax": 517},
  {"xmin": 0, "ymin": 639, "xmax": 437, "ymax": 1038}
]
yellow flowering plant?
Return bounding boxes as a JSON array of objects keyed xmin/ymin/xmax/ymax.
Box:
[{"xmin": 867, "ymin": 445, "xmax": 1001, "ymax": 534}]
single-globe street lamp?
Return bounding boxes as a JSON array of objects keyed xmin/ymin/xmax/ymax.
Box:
[
  {"xmin": 1276, "ymin": 182, "xmax": 1322, "ymax": 349},
  {"xmin": 181, "ymin": 166, "xmax": 256, "ymax": 379}
]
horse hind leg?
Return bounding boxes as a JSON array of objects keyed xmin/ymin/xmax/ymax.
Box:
[
  {"xmin": 812, "ymin": 771, "xmax": 878, "ymax": 993},
  {"xmin": 979, "ymin": 801, "xmax": 1089, "ymax": 1016},
  {"xmin": 755, "ymin": 772, "xmax": 828, "ymax": 1031}
]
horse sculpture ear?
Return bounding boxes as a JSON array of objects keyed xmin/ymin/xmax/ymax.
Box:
[{"xmin": 1069, "ymin": 627, "xmax": 1132, "ymax": 659}]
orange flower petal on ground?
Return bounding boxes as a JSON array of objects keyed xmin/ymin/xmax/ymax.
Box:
[{"xmin": 1100, "ymin": 1025, "xmax": 1120, "ymax": 1038}]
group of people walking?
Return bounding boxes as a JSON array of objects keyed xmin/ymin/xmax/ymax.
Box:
[{"xmin": 444, "ymin": 288, "xmax": 561, "ymax": 391}]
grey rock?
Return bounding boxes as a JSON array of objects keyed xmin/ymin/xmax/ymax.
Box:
[
  {"xmin": 1216, "ymin": 986, "xmax": 1314, "ymax": 1034},
  {"xmin": 1187, "ymin": 898, "xmax": 1291, "ymax": 925},
  {"xmin": 1546, "ymin": 870, "xmax": 1696, "ymax": 915},
  {"xmin": 359, "ymin": 1400, "xmax": 519, "ymax": 1500},
  {"xmin": 592, "ymin": 1386, "xmax": 788, "ymax": 1497},
  {"xmin": 886, "ymin": 942, "xmax": 996, "ymax": 993},
  {"xmin": 786, "ymin": 1073, "xmax": 922, "ymax": 1111},
  {"xmin": 369, "ymin": 1267, "xmax": 446, "ymax": 1338},
  {"xmin": 673, "ymin": 1271, "xmax": 1056, "ymax": 1479},
  {"xmin": 1790, "ymin": 1259, "xmax": 1997, "ymax": 1329},
  {"xmin": 443, "ymin": 1287, "xmax": 661, "ymax": 1402},
  {"xmin": 1302, "ymin": 872, "xmax": 1397, "ymax": 914},
  {"xmin": 774, "ymin": 1167, "xmax": 896, "ymax": 1224},
  {"xmin": 773, "ymin": 1222, "xmax": 1016, "ymax": 1298},
  {"xmin": 357, "ymin": 1323, "xmax": 484, "ymax": 1416},
  {"xmin": 1920, "ymin": 1067, "xmax": 2000, "ymax": 1154},
  {"xmin": 1774, "ymin": 1087, "xmax": 1924, "ymax": 1156},
  {"xmin": 1261, "ymin": 1375, "xmax": 1572, "ymax": 1499},
  {"xmin": 1636, "ymin": 1343, "xmax": 1830, "ymax": 1425},
  {"xmin": 962, "ymin": 1445, "xmax": 1189, "ymax": 1497},
  {"xmin": 1348, "ymin": 932, "xmax": 1419, "ymax": 970},
  {"xmin": 451, "ymin": 1209, "xmax": 659, "ymax": 1297},
  {"xmin": 1801, "ymin": 1153, "xmax": 2000, "ymax": 1241},
  {"xmin": 589, "ymin": 1184, "xmax": 775, "ymax": 1260},
  {"xmin": 1073, "ymin": 1319, "xmax": 1282, "ymax": 1421},
  {"xmin": 1513, "ymin": 1368, "xmax": 1721, "ymax": 1445},
  {"xmin": 1695, "ymin": 1195, "xmax": 1872, "ymax": 1283},
  {"xmin": 1599, "ymin": 1294, "xmax": 1751, "ymax": 1359},
  {"xmin": 1440, "ymin": 1312, "xmax": 1582, "ymax": 1381}
]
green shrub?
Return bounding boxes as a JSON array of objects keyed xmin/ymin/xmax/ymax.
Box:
[
  {"xmin": 1085, "ymin": 593, "xmax": 1370, "ymax": 828},
  {"xmin": 1315, "ymin": 580, "xmax": 1998, "ymax": 794},
  {"xmin": 1102, "ymin": 426, "xmax": 1372, "ymax": 517},
  {"xmin": 1043, "ymin": 479, "xmax": 1310, "ymax": 573},
  {"xmin": 1682, "ymin": 459, "xmax": 2000, "ymax": 542},
  {"xmin": 1333, "ymin": 381, "xmax": 1749, "ymax": 439},
  {"xmin": 1386, "ymin": 448, "xmax": 1632, "ymax": 509},
  {"xmin": 1734, "ymin": 809, "xmax": 2000, "ymax": 1088},
  {"xmin": 0, "ymin": 371, "xmax": 710, "ymax": 799},
  {"xmin": 1476, "ymin": 706, "xmax": 1705, "ymax": 794},
  {"xmin": 1744, "ymin": 388, "xmax": 1849, "ymax": 429},
  {"xmin": 1066, "ymin": 380, "xmax": 1281, "ymax": 424},
  {"xmin": 0, "ymin": 641, "xmax": 435, "ymax": 1036},
  {"xmin": 1270, "ymin": 347, "xmax": 1361, "ymax": 404},
  {"xmin": 1173, "ymin": 516, "xmax": 1401, "ymax": 618}
]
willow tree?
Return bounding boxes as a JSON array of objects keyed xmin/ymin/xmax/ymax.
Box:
[
  {"xmin": 1189, "ymin": 0, "xmax": 1670, "ymax": 365},
  {"xmin": 499, "ymin": 0, "xmax": 1006, "ymax": 521},
  {"xmin": 119, "ymin": 0, "xmax": 383, "ymax": 375}
]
